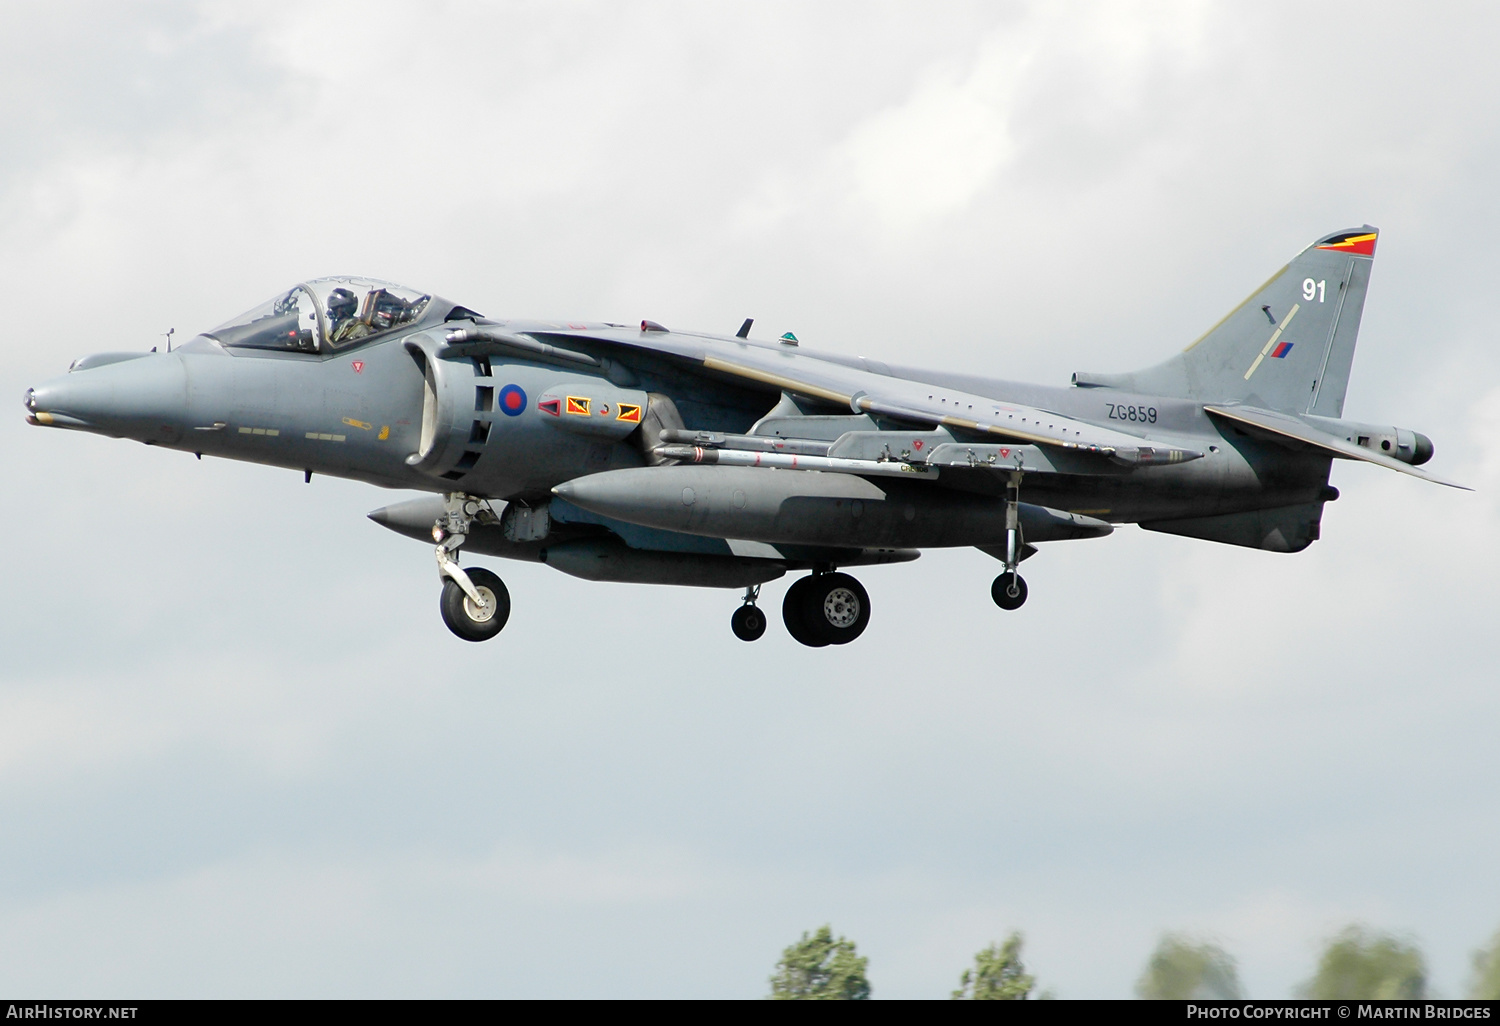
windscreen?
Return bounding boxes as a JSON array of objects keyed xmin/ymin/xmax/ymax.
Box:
[
  {"xmin": 206, "ymin": 286, "xmax": 321, "ymax": 352},
  {"xmin": 204, "ymin": 278, "xmax": 432, "ymax": 354}
]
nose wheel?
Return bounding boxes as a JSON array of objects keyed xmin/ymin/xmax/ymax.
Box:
[
  {"xmin": 441, "ymin": 567, "xmax": 511, "ymax": 641},
  {"xmin": 731, "ymin": 585, "xmax": 768, "ymax": 641},
  {"xmin": 783, "ymin": 572, "xmax": 870, "ymax": 647}
]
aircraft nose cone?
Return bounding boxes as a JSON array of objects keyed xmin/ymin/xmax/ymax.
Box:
[{"xmin": 27, "ymin": 354, "xmax": 188, "ymax": 443}]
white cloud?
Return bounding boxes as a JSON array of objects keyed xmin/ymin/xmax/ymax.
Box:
[{"xmin": 839, "ymin": 52, "xmax": 1023, "ymax": 231}]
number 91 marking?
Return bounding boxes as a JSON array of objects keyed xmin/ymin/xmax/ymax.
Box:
[{"xmin": 1303, "ymin": 278, "xmax": 1326, "ymax": 303}]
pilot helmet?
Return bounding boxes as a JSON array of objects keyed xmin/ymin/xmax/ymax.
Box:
[{"xmin": 326, "ymin": 288, "xmax": 358, "ymax": 321}]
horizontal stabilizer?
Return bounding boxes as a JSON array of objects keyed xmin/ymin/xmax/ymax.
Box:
[{"xmin": 1204, "ymin": 405, "xmax": 1470, "ymax": 490}]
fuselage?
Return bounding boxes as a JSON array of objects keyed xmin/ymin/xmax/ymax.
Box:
[
  {"xmin": 25, "ymin": 305, "xmax": 1334, "ymax": 528},
  {"xmin": 22, "ymin": 232, "xmax": 1447, "ymax": 646}
]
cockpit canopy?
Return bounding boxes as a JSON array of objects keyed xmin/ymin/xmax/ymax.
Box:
[{"xmin": 204, "ymin": 277, "xmax": 432, "ymax": 353}]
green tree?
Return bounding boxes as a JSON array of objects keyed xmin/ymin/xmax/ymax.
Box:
[
  {"xmin": 1470, "ymin": 927, "xmax": 1500, "ymax": 999},
  {"xmin": 768, "ymin": 925, "xmax": 871, "ymax": 1000},
  {"xmin": 952, "ymin": 932, "xmax": 1036, "ymax": 999},
  {"xmin": 1136, "ymin": 934, "xmax": 1244, "ymax": 999},
  {"xmin": 1298, "ymin": 926, "xmax": 1426, "ymax": 1000}
]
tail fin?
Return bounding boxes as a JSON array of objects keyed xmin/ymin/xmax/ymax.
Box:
[{"xmin": 1073, "ymin": 227, "xmax": 1378, "ymax": 416}]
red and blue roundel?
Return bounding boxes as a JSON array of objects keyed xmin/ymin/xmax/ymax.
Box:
[{"xmin": 498, "ymin": 384, "xmax": 527, "ymax": 417}]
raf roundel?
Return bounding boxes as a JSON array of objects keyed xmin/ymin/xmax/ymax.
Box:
[{"xmin": 498, "ymin": 384, "xmax": 527, "ymax": 417}]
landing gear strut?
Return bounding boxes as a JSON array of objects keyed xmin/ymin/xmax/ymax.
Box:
[
  {"xmin": 433, "ymin": 492, "xmax": 511, "ymax": 641},
  {"xmin": 731, "ymin": 585, "xmax": 767, "ymax": 641},
  {"xmin": 783, "ymin": 571, "xmax": 871, "ymax": 647},
  {"xmin": 992, "ymin": 471, "xmax": 1028, "ymax": 610}
]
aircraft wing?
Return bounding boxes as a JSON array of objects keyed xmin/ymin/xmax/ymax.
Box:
[
  {"xmin": 1204, "ymin": 404, "xmax": 1470, "ymax": 490},
  {"xmin": 508, "ymin": 326, "xmax": 1199, "ymax": 463}
]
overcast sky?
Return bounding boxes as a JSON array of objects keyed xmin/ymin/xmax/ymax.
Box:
[{"xmin": 3, "ymin": 1, "xmax": 1499, "ymax": 998}]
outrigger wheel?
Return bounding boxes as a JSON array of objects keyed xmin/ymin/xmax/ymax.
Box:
[
  {"xmin": 440, "ymin": 566, "xmax": 511, "ymax": 641},
  {"xmin": 783, "ymin": 572, "xmax": 871, "ymax": 647},
  {"xmin": 731, "ymin": 604, "xmax": 767, "ymax": 642},
  {"xmin": 731, "ymin": 584, "xmax": 768, "ymax": 641},
  {"xmin": 991, "ymin": 571, "xmax": 1028, "ymax": 611}
]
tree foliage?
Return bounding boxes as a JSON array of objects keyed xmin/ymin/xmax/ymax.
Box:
[
  {"xmin": 1471, "ymin": 928, "xmax": 1500, "ymax": 999},
  {"xmin": 1136, "ymin": 934, "xmax": 1244, "ymax": 999},
  {"xmin": 952, "ymin": 932, "xmax": 1036, "ymax": 999},
  {"xmin": 768, "ymin": 925, "xmax": 871, "ymax": 1000},
  {"xmin": 1298, "ymin": 925, "xmax": 1426, "ymax": 1000}
]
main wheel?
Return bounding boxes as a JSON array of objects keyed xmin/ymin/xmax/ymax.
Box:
[
  {"xmin": 782, "ymin": 576, "xmax": 829, "ymax": 648},
  {"xmin": 991, "ymin": 572, "xmax": 1027, "ymax": 610},
  {"xmin": 731, "ymin": 604, "xmax": 767, "ymax": 642},
  {"xmin": 440, "ymin": 567, "xmax": 511, "ymax": 641},
  {"xmin": 802, "ymin": 573, "xmax": 871, "ymax": 646}
]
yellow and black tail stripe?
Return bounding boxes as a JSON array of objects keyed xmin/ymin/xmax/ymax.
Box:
[{"xmin": 1317, "ymin": 231, "xmax": 1377, "ymax": 256}]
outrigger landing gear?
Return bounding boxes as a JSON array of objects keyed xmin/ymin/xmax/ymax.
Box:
[
  {"xmin": 731, "ymin": 585, "xmax": 767, "ymax": 642},
  {"xmin": 992, "ymin": 471, "xmax": 1029, "ymax": 611},
  {"xmin": 783, "ymin": 571, "xmax": 871, "ymax": 647},
  {"xmin": 433, "ymin": 492, "xmax": 511, "ymax": 642}
]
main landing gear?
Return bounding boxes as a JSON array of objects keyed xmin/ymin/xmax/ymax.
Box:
[
  {"xmin": 781, "ymin": 571, "xmax": 871, "ymax": 647},
  {"xmin": 728, "ymin": 572, "xmax": 872, "ymax": 646},
  {"xmin": 433, "ymin": 492, "xmax": 511, "ymax": 642}
]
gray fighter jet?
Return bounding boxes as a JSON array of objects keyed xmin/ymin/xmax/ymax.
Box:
[{"xmin": 23, "ymin": 227, "xmax": 1463, "ymax": 647}]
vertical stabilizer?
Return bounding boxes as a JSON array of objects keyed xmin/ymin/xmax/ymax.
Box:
[{"xmin": 1074, "ymin": 227, "xmax": 1377, "ymax": 415}]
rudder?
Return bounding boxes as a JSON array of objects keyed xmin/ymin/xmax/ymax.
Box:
[{"xmin": 1074, "ymin": 227, "xmax": 1377, "ymax": 416}]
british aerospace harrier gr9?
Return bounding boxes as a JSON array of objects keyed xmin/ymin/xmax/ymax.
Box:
[{"xmin": 24, "ymin": 228, "xmax": 1462, "ymax": 647}]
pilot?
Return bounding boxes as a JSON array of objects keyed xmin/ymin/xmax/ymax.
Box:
[
  {"xmin": 326, "ymin": 287, "xmax": 357, "ymax": 326},
  {"xmin": 327, "ymin": 288, "xmax": 371, "ymax": 345}
]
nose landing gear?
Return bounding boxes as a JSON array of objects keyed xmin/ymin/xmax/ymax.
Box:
[{"xmin": 433, "ymin": 492, "xmax": 511, "ymax": 642}]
